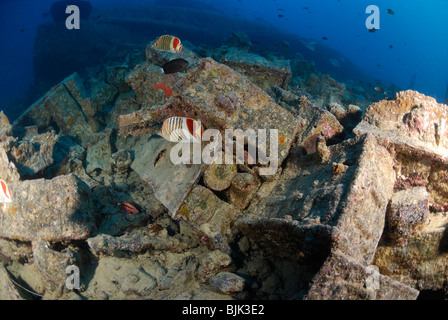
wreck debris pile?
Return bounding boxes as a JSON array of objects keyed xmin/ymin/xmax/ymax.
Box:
[{"xmin": 0, "ymin": 32, "xmax": 447, "ymax": 300}]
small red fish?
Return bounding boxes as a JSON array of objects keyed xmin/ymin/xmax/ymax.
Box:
[
  {"xmin": 153, "ymin": 82, "xmax": 173, "ymax": 98},
  {"xmin": 119, "ymin": 202, "xmax": 139, "ymax": 214}
]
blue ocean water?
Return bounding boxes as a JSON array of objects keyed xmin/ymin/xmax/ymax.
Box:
[{"xmin": 0, "ymin": 0, "xmax": 447, "ymax": 120}]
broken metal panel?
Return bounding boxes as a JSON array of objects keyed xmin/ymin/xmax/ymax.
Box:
[{"xmin": 131, "ymin": 137, "xmax": 204, "ymax": 217}]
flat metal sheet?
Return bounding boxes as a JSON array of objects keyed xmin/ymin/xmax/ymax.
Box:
[{"xmin": 131, "ymin": 136, "xmax": 204, "ymax": 218}]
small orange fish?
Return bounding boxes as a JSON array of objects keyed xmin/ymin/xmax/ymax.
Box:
[
  {"xmin": 332, "ymin": 163, "xmax": 348, "ymax": 175},
  {"xmin": 119, "ymin": 202, "xmax": 139, "ymax": 214},
  {"xmin": 279, "ymin": 136, "xmax": 286, "ymax": 145}
]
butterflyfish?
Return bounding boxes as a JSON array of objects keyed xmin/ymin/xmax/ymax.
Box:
[
  {"xmin": 0, "ymin": 179, "xmax": 12, "ymax": 209},
  {"xmin": 160, "ymin": 117, "xmax": 203, "ymax": 142},
  {"xmin": 152, "ymin": 35, "xmax": 182, "ymax": 53}
]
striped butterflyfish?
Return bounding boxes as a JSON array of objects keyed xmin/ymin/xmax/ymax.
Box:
[
  {"xmin": 160, "ymin": 117, "xmax": 203, "ymax": 142},
  {"xmin": 0, "ymin": 179, "xmax": 12, "ymax": 209},
  {"xmin": 152, "ymin": 35, "xmax": 182, "ymax": 54}
]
